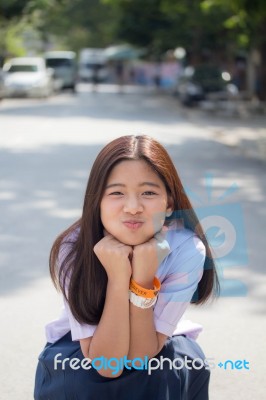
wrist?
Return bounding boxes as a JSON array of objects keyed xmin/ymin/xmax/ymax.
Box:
[
  {"xmin": 130, "ymin": 276, "xmax": 161, "ymax": 297},
  {"xmin": 108, "ymin": 276, "xmax": 130, "ymax": 290},
  {"xmin": 131, "ymin": 275, "xmax": 154, "ymax": 289}
]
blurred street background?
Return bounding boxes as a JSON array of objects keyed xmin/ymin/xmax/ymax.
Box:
[{"xmin": 0, "ymin": 1, "xmax": 266, "ymax": 399}]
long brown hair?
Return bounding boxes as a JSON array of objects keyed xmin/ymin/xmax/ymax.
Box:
[{"xmin": 50, "ymin": 135, "xmax": 219, "ymax": 325}]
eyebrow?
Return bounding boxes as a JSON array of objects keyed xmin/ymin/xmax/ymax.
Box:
[{"xmin": 105, "ymin": 182, "xmax": 161, "ymax": 189}]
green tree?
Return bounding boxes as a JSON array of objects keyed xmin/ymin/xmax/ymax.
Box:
[
  {"xmin": 0, "ymin": 0, "xmax": 28, "ymax": 19},
  {"xmin": 201, "ymin": 0, "xmax": 266, "ymax": 98},
  {"xmin": 0, "ymin": 0, "xmax": 119, "ymax": 59},
  {"xmin": 26, "ymin": 0, "xmax": 119, "ymax": 52},
  {"xmin": 0, "ymin": 1, "xmax": 31, "ymax": 61},
  {"xmin": 103, "ymin": 0, "xmax": 233, "ymax": 60}
]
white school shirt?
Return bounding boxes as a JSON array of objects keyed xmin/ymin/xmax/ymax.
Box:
[{"xmin": 45, "ymin": 221, "xmax": 206, "ymax": 343}]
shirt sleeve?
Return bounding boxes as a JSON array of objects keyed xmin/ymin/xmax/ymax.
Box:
[
  {"xmin": 63, "ymin": 297, "xmax": 97, "ymax": 341},
  {"xmin": 154, "ymin": 235, "xmax": 206, "ymax": 337}
]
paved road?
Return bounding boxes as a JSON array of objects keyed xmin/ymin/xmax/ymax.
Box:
[{"xmin": 0, "ymin": 84, "xmax": 265, "ymax": 399}]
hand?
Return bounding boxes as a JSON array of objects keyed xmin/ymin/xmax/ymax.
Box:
[
  {"xmin": 93, "ymin": 231, "xmax": 133, "ymax": 283},
  {"xmin": 131, "ymin": 227, "xmax": 170, "ymax": 288}
]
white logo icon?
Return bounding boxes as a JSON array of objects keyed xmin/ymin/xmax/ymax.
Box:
[{"xmin": 200, "ymin": 215, "xmax": 237, "ymax": 258}]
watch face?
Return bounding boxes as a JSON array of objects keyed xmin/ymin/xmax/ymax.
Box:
[
  {"xmin": 143, "ymin": 297, "xmax": 156, "ymax": 308},
  {"xmin": 129, "ymin": 290, "xmax": 158, "ymax": 309}
]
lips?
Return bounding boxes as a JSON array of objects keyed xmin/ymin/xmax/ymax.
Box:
[{"xmin": 123, "ymin": 220, "xmax": 144, "ymax": 230}]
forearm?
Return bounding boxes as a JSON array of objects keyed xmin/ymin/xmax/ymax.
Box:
[
  {"xmin": 128, "ymin": 303, "xmax": 159, "ymax": 360},
  {"xmin": 128, "ymin": 230, "xmax": 170, "ymax": 360},
  {"xmin": 128, "ymin": 274, "xmax": 159, "ymax": 360},
  {"xmin": 88, "ymin": 279, "xmax": 130, "ymax": 376}
]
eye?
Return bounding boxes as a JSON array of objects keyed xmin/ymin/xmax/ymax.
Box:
[
  {"xmin": 109, "ymin": 191, "xmax": 123, "ymax": 196},
  {"xmin": 143, "ymin": 191, "xmax": 157, "ymax": 196}
]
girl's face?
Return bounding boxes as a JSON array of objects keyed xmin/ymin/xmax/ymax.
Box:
[{"xmin": 100, "ymin": 159, "xmax": 173, "ymax": 245}]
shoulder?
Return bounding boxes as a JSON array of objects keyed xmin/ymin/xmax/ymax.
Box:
[
  {"xmin": 157, "ymin": 221, "xmax": 206, "ymax": 280},
  {"xmin": 166, "ymin": 220, "xmax": 205, "ymax": 254}
]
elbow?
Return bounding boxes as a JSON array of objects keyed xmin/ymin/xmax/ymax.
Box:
[
  {"xmin": 81, "ymin": 349, "xmax": 90, "ymax": 359},
  {"xmin": 86, "ymin": 351, "xmax": 124, "ymax": 379},
  {"xmin": 81, "ymin": 353, "xmax": 124, "ymax": 379}
]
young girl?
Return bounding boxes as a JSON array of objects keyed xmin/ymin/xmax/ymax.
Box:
[{"xmin": 34, "ymin": 135, "xmax": 219, "ymax": 400}]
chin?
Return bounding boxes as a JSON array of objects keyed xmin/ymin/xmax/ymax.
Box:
[
  {"xmin": 121, "ymin": 238, "xmax": 145, "ymax": 246},
  {"xmin": 114, "ymin": 233, "xmax": 154, "ymax": 246}
]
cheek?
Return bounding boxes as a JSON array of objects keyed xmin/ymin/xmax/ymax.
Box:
[
  {"xmin": 151, "ymin": 218, "xmax": 166, "ymax": 233},
  {"xmin": 149, "ymin": 197, "xmax": 168, "ymax": 210},
  {"xmin": 100, "ymin": 200, "xmax": 119, "ymax": 222},
  {"xmin": 148, "ymin": 206, "xmax": 167, "ymax": 231}
]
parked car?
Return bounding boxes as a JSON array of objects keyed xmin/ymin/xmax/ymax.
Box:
[
  {"xmin": 44, "ymin": 51, "xmax": 77, "ymax": 91},
  {"xmin": 79, "ymin": 48, "xmax": 109, "ymax": 82},
  {"xmin": 177, "ymin": 65, "xmax": 234, "ymax": 106},
  {"xmin": 3, "ymin": 57, "xmax": 53, "ymax": 98}
]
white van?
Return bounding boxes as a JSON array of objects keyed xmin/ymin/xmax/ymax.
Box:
[
  {"xmin": 44, "ymin": 51, "xmax": 77, "ymax": 91},
  {"xmin": 79, "ymin": 48, "xmax": 109, "ymax": 82}
]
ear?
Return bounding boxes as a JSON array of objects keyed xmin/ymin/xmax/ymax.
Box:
[
  {"xmin": 166, "ymin": 209, "xmax": 173, "ymax": 217},
  {"xmin": 166, "ymin": 196, "xmax": 173, "ymax": 217}
]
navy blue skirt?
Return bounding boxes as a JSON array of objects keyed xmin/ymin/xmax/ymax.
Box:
[{"xmin": 34, "ymin": 332, "xmax": 210, "ymax": 400}]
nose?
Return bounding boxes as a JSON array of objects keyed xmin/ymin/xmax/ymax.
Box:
[{"xmin": 123, "ymin": 196, "xmax": 143, "ymax": 214}]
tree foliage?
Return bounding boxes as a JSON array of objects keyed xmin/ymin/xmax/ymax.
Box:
[
  {"xmin": 0, "ymin": 0, "xmax": 28, "ymax": 19},
  {"xmin": 1, "ymin": 0, "xmax": 265, "ymax": 56},
  {"xmin": 104, "ymin": 0, "xmax": 265, "ymax": 55},
  {"xmin": 0, "ymin": 0, "xmax": 118, "ymax": 57}
]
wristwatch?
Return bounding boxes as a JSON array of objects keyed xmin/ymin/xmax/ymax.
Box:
[{"xmin": 129, "ymin": 290, "xmax": 158, "ymax": 309}]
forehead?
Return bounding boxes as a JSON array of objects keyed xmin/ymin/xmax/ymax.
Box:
[{"xmin": 107, "ymin": 159, "xmax": 163, "ymax": 184}]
